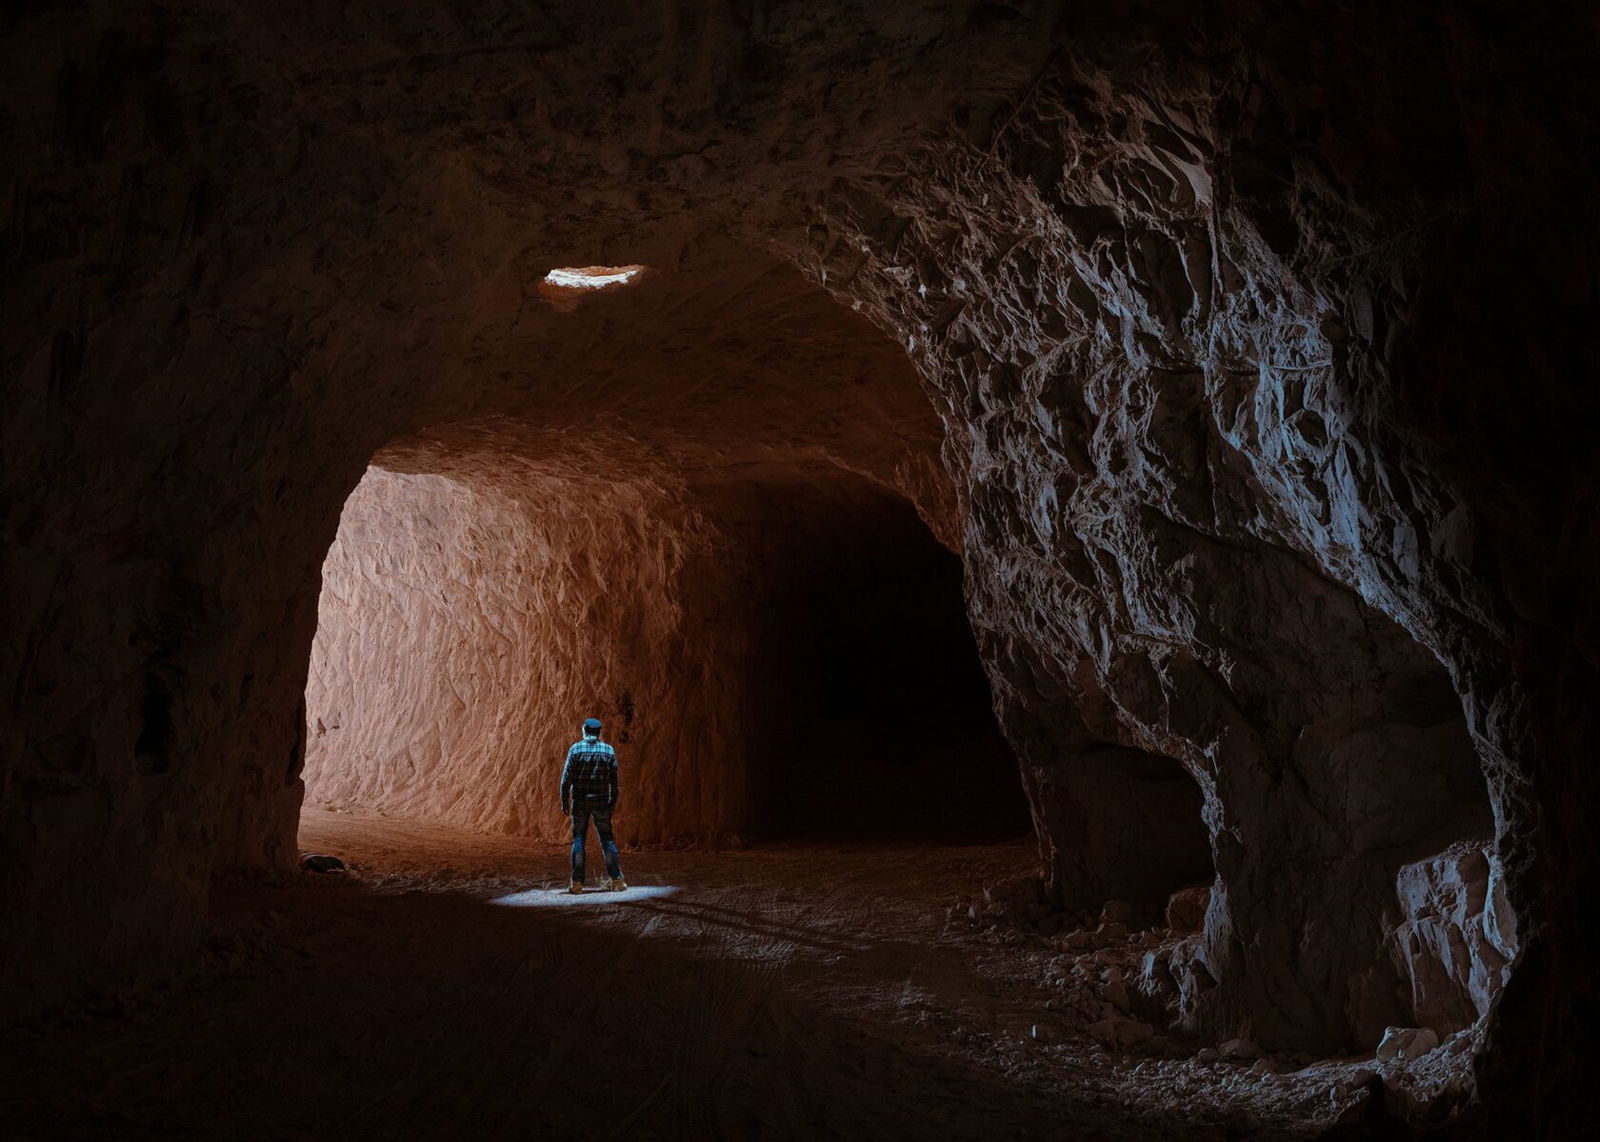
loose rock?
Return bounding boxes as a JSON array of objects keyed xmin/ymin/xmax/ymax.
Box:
[{"xmin": 1376, "ymin": 1026, "xmax": 1441, "ymax": 1063}]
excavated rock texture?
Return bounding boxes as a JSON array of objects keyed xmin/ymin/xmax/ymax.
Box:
[
  {"xmin": 790, "ymin": 12, "xmax": 1588, "ymax": 1104},
  {"xmin": 304, "ymin": 465, "xmax": 708, "ymax": 842},
  {"xmin": 2, "ymin": 1, "xmax": 1593, "ymax": 1131},
  {"xmin": 803, "ymin": 68, "xmax": 1516, "ymax": 1053},
  {"xmin": 284, "ymin": 243, "xmax": 1014, "ymax": 845}
]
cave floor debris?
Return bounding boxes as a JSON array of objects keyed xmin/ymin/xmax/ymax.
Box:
[{"xmin": 0, "ymin": 810, "xmax": 1385, "ymax": 1140}]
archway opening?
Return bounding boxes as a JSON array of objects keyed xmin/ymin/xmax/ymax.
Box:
[{"xmin": 299, "ymin": 460, "xmax": 1028, "ymax": 848}]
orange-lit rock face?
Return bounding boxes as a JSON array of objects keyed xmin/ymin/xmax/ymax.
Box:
[
  {"xmin": 2, "ymin": 3, "xmax": 1594, "ymax": 1130},
  {"xmin": 305, "ymin": 467, "xmax": 617, "ymax": 839}
]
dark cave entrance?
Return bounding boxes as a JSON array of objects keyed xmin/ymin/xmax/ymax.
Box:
[
  {"xmin": 732, "ymin": 479, "xmax": 1031, "ymax": 842},
  {"xmin": 1043, "ymin": 742, "xmax": 1214, "ymax": 924}
]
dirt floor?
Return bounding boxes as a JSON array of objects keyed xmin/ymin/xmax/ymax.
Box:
[{"xmin": 0, "ymin": 810, "xmax": 1444, "ymax": 1140}]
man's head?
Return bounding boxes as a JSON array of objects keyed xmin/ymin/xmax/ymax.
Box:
[{"xmin": 582, "ymin": 717, "xmax": 603, "ymax": 738}]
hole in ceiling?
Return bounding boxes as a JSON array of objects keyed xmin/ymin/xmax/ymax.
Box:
[
  {"xmin": 542, "ymin": 265, "xmax": 645, "ymax": 289},
  {"xmin": 538, "ymin": 264, "xmax": 649, "ymax": 311}
]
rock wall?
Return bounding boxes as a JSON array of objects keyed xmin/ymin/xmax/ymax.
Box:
[
  {"xmin": 2, "ymin": 1, "xmax": 1593, "ymax": 1130},
  {"xmin": 304, "ymin": 465, "xmax": 723, "ymax": 842},
  {"xmin": 802, "ymin": 46, "xmax": 1514, "ymax": 1054},
  {"xmin": 1390, "ymin": 842, "xmax": 1518, "ymax": 1037}
]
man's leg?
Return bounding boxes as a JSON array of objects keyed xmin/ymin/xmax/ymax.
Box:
[
  {"xmin": 570, "ymin": 809, "xmax": 588, "ymax": 886},
  {"xmin": 593, "ymin": 811, "xmax": 623, "ymax": 882}
]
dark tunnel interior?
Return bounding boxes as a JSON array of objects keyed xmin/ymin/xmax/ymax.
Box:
[{"xmin": 738, "ymin": 481, "xmax": 1031, "ymax": 842}]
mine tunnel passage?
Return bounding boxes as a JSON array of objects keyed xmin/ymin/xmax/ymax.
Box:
[
  {"xmin": 101, "ymin": 228, "xmax": 1508, "ymax": 1133},
  {"xmin": 300, "ymin": 460, "xmax": 1031, "ymax": 848},
  {"xmin": 722, "ymin": 479, "xmax": 1029, "ymax": 842}
]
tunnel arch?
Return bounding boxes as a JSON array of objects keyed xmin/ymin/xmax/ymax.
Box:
[
  {"xmin": 281, "ymin": 234, "xmax": 1004, "ymax": 852},
  {"xmin": 301, "ymin": 461, "xmax": 1031, "ymax": 846}
]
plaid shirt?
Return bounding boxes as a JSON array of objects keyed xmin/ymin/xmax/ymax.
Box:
[{"xmin": 561, "ymin": 735, "xmax": 618, "ymax": 814}]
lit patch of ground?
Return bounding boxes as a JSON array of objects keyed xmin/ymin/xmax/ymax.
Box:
[{"xmin": 490, "ymin": 885, "xmax": 683, "ymax": 907}]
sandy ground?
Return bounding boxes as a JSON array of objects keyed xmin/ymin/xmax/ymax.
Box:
[{"xmin": 0, "ymin": 811, "xmax": 1410, "ymax": 1141}]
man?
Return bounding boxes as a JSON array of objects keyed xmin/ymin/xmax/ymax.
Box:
[{"xmin": 560, "ymin": 716, "xmax": 626, "ymax": 893}]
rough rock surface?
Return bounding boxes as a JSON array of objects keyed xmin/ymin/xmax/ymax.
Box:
[
  {"xmin": 1388, "ymin": 840, "xmax": 1517, "ymax": 1036},
  {"xmin": 2, "ymin": 1, "xmax": 1594, "ymax": 1132},
  {"xmin": 803, "ymin": 38, "xmax": 1509, "ymax": 1058}
]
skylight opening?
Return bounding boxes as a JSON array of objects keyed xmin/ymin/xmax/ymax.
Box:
[{"xmin": 542, "ymin": 265, "xmax": 645, "ymax": 289}]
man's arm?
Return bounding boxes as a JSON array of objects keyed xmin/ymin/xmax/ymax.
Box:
[
  {"xmin": 560, "ymin": 746, "xmax": 574, "ymax": 815},
  {"xmin": 607, "ymin": 753, "xmax": 619, "ymax": 811}
]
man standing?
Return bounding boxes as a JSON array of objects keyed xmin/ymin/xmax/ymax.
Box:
[{"xmin": 561, "ymin": 716, "xmax": 626, "ymax": 893}]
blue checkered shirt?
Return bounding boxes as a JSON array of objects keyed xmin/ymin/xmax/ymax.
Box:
[{"xmin": 561, "ymin": 735, "xmax": 618, "ymax": 814}]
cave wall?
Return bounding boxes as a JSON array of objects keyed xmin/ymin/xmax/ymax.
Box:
[
  {"xmin": 2, "ymin": 1, "xmax": 1594, "ymax": 1129},
  {"xmin": 793, "ymin": 8, "xmax": 1585, "ymax": 1071},
  {"xmin": 303, "ymin": 465, "xmax": 734, "ymax": 843},
  {"xmin": 1391, "ymin": 841, "xmax": 1518, "ymax": 1038}
]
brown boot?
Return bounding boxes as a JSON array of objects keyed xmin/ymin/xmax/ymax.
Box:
[
  {"xmin": 610, "ymin": 878, "xmax": 627, "ymax": 892},
  {"xmin": 568, "ymin": 880, "xmax": 583, "ymax": 894}
]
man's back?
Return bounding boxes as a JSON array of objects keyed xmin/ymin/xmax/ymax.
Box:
[
  {"xmin": 563, "ymin": 737, "xmax": 617, "ymax": 809},
  {"xmin": 562, "ymin": 718, "xmax": 625, "ymax": 893}
]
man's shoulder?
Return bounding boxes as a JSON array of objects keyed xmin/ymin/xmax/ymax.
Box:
[{"xmin": 570, "ymin": 739, "xmax": 616, "ymax": 755}]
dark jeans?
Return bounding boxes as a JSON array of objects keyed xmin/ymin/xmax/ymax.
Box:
[{"xmin": 570, "ymin": 806, "xmax": 622, "ymax": 884}]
